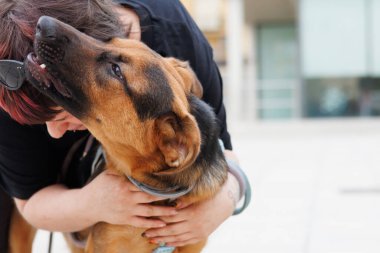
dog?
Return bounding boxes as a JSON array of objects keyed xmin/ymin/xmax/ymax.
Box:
[{"xmin": 18, "ymin": 15, "xmax": 228, "ymax": 253}]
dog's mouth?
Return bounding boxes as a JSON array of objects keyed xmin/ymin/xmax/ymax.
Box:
[{"xmin": 25, "ymin": 52, "xmax": 72, "ymax": 98}]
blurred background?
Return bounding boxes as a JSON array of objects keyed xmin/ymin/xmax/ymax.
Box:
[
  {"xmin": 33, "ymin": 0, "xmax": 380, "ymax": 252},
  {"xmin": 183, "ymin": 0, "xmax": 380, "ymax": 120},
  {"xmin": 183, "ymin": 0, "xmax": 380, "ymax": 252}
]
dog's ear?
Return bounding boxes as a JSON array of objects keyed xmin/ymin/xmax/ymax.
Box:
[
  {"xmin": 167, "ymin": 58, "xmax": 203, "ymax": 98},
  {"xmin": 154, "ymin": 112, "xmax": 201, "ymax": 175}
]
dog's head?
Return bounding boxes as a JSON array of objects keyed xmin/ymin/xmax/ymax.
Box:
[{"xmin": 25, "ymin": 16, "xmax": 203, "ymax": 179}]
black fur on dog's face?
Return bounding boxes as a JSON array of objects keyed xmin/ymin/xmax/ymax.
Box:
[{"xmin": 25, "ymin": 16, "xmax": 204, "ymax": 180}]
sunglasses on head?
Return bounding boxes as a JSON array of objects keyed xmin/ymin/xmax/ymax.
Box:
[{"xmin": 0, "ymin": 60, "xmax": 25, "ymax": 90}]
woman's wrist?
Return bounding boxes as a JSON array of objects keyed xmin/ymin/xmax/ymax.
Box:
[
  {"xmin": 78, "ymin": 184, "xmax": 100, "ymax": 225},
  {"xmin": 223, "ymin": 149, "xmax": 252, "ymax": 215},
  {"xmin": 226, "ymin": 159, "xmax": 252, "ymax": 215},
  {"xmin": 225, "ymin": 172, "xmax": 241, "ymax": 215}
]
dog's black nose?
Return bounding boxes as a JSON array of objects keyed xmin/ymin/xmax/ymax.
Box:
[{"xmin": 36, "ymin": 16, "xmax": 59, "ymax": 40}]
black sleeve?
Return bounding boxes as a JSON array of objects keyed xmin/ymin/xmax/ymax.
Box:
[
  {"xmin": 0, "ymin": 110, "xmax": 58, "ymax": 199},
  {"xmin": 118, "ymin": 0, "xmax": 232, "ymax": 149},
  {"xmin": 0, "ymin": 109, "xmax": 92, "ymax": 200}
]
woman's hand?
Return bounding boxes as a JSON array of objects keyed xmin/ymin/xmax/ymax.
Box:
[
  {"xmin": 83, "ymin": 170, "xmax": 177, "ymax": 228},
  {"xmin": 142, "ymin": 172, "xmax": 240, "ymax": 247},
  {"xmin": 15, "ymin": 170, "xmax": 177, "ymax": 232}
]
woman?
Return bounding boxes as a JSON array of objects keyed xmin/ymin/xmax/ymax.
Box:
[{"xmin": 0, "ymin": 0, "xmax": 242, "ymax": 250}]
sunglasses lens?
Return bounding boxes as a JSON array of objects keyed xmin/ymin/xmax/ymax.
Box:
[{"xmin": 0, "ymin": 60, "xmax": 25, "ymax": 90}]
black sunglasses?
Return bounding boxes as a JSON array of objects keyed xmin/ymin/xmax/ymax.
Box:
[{"xmin": 0, "ymin": 60, "xmax": 25, "ymax": 90}]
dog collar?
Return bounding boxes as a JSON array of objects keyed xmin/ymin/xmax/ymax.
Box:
[
  {"xmin": 92, "ymin": 145, "xmax": 193, "ymax": 200},
  {"xmin": 126, "ymin": 174, "xmax": 193, "ymax": 200}
]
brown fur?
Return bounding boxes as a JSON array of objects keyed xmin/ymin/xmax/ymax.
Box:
[
  {"xmin": 9, "ymin": 208, "xmax": 36, "ymax": 253},
  {"xmin": 14, "ymin": 16, "xmax": 228, "ymax": 253}
]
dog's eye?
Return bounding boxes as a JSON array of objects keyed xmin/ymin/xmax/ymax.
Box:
[{"xmin": 111, "ymin": 63, "xmax": 124, "ymax": 80}]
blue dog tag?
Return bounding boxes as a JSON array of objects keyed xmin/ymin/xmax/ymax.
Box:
[{"xmin": 152, "ymin": 245, "xmax": 176, "ymax": 253}]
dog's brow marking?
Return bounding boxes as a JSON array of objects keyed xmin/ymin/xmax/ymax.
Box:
[
  {"xmin": 126, "ymin": 64, "xmax": 173, "ymax": 120},
  {"xmin": 96, "ymin": 52, "xmax": 112, "ymax": 62},
  {"xmin": 97, "ymin": 52, "xmax": 128, "ymax": 64}
]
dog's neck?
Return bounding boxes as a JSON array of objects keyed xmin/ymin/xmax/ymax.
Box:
[
  {"xmin": 175, "ymin": 96, "xmax": 228, "ymax": 199},
  {"xmin": 136, "ymin": 96, "xmax": 227, "ymax": 199}
]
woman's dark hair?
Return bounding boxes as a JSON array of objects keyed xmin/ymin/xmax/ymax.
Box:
[{"xmin": 0, "ymin": 0, "xmax": 125, "ymax": 124}]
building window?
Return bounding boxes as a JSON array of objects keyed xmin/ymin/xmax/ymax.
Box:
[{"xmin": 256, "ymin": 23, "xmax": 299, "ymax": 119}]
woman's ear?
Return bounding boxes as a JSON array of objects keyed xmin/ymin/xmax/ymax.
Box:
[
  {"xmin": 154, "ymin": 112, "xmax": 201, "ymax": 175},
  {"xmin": 166, "ymin": 58, "xmax": 203, "ymax": 98}
]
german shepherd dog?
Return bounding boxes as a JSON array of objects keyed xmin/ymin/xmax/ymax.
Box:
[{"xmin": 19, "ymin": 16, "xmax": 228, "ymax": 253}]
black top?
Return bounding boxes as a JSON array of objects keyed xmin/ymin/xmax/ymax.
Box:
[{"xmin": 0, "ymin": 0, "xmax": 231, "ymax": 200}]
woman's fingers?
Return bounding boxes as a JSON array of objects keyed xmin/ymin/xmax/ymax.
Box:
[
  {"xmin": 157, "ymin": 213, "xmax": 187, "ymax": 223},
  {"xmin": 131, "ymin": 191, "xmax": 172, "ymax": 203},
  {"xmin": 144, "ymin": 221, "xmax": 187, "ymax": 238},
  {"xmin": 135, "ymin": 204, "xmax": 177, "ymax": 217},
  {"xmin": 129, "ymin": 216, "xmax": 166, "ymax": 228},
  {"xmin": 147, "ymin": 232, "xmax": 191, "ymax": 244}
]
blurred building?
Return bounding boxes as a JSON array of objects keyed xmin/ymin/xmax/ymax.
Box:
[{"xmin": 182, "ymin": 0, "xmax": 380, "ymax": 121}]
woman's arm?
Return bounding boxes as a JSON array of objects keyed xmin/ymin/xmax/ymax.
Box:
[
  {"xmin": 143, "ymin": 150, "xmax": 241, "ymax": 246},
  {"xmin": 15, "ymin": 170, "xmax": 177, "ymax": 232}
]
